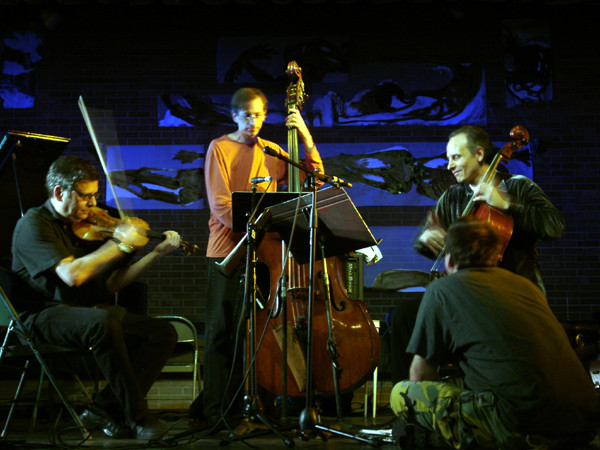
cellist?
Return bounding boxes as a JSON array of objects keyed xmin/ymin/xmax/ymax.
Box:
[
  {"xmin": 389, "ymin": 125, "xmax": 564, "ymax": 383},
  {"xmin": 193, "ymin": 87, "xmax": 324, "ymax": 429}
]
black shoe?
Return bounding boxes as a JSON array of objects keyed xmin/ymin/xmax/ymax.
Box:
[
  {"xmin": 189, "ymin": 393, "xmax": 204, "ymax": 419},
  {"xmin": 392, "ymin": 418, "xmax": 416, "ymax": 449},
  {"xmin": 132, "ymin": 414, "xmax": 169, "ymax": 440},
  {"xmin": 79, "ymin": 404, "xmax": 133, "ymax": 439},
  {"xmin": 190, "ymin": 415, "xmax": 222, "ymax": 430}
]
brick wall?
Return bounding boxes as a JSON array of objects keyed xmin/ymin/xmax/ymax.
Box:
[{"xmin": 1, "ymin": 3, "xmax": 599, "ymax": 331}]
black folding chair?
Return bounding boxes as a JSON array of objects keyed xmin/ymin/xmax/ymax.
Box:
[{"xmin": 0, "ymin": 267, "xmax": 91, "ymax": 438}]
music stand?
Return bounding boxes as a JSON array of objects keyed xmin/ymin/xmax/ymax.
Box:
[
  {"xmin": 162, "ymin": 188, "xmax": 295, "ymax": 448},
  {"xmin": 268, "ymin": 186, "xmax": 381, "ymax": 447},
  {"xmin": 232, "ymin": 191, "xmax": 299, "ymax": 232},
  {"xmin": 230, "ymin": 189, "xmax": 297, "ymax": 446},
  {"xmin": 268, "ymin": 187, "xmax": 378, "ymax": 264},
  {"xmin": 0, "ymin": 131, "xmax": 70, "ymax": 267},
  {"xmin": 0, "ymin": 131, "xmax": 70, "ymax": 216}
]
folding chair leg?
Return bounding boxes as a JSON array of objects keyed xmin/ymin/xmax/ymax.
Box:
[
  {"xmin": 73, "ymin": 374, "xmax": 93, "ymax": 403},
  {"xmin": 192, "ymin": 365, "xmax": 197, "ymax": 400},
  {"xmin": 31, "ymin": 351, "xmax": 90, "ymax": 438},
  {"xmin": 30, "ymin": 368, "xmax": 48, "ymax": 432},
  {"xmin": 1, "ymin": 274, "xmax": 92, "ymax": 439},
  {"xmin": 1, "ymin": 359, "xmax": 30, "ymax": 438}
]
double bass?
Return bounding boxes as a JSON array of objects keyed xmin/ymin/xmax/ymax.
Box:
[{"xmin": 254, "ymin": 62, "xmax": 381, "ymax": 398}]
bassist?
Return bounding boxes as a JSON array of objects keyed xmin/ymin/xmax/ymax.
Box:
[{"xmin": 194, "ymin": 87, "xmax": 323, "ymax": 428}]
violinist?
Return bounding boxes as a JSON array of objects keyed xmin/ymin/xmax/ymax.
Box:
[
  {"xmin": 192, "ymin": 87, "xmax": 323, "ymax": 428},
  {"xmin": 11, "ymin": 155, "xmax": 181, "ymax": 440},
  {"xmin": 389, "ymin": 125, "xmax": 564, "ymax": 382}
]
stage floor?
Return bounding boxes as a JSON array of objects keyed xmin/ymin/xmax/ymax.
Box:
[
  {"xmin": 1, "ymin": 409, "xmax": 406, "ymax": 449},
  {"xmin": 4, "ymin": 408, "xmax": 600, "ymax": 449}
]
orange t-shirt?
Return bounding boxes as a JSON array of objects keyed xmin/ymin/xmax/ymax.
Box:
[{"xmin": 205, "ymin": 135, "xmax": 323, "ymax": 257}]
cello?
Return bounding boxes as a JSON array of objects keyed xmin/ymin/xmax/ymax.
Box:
[{"xmin": 254, "ymin": 62, "xmax": 381, "ymax": 400}]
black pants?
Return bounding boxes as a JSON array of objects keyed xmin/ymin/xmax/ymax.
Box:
[
  {"xmin": 24, "ymin": 303, "xmax": 176, "ymax": 422},
  {"xmin": 389, "ymin": 298, "xmax": 422, "ymax": 383},
  {"xmin": 201, "ymin": 257, "xmax": 245, "ymax": 419}
]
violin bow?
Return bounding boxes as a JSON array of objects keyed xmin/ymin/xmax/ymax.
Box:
[
  {"xmin": 77, "ymin": 96, "xmax": 201, "ymax": 257},
  {"xmin": 77, "ymin": 96, "xmax": 127, "ymax": 220}
]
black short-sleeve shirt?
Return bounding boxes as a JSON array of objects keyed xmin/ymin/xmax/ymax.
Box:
[
  {"xmin": 408, "ymin": 267, "xmax": 598, "ymax": 436},
  {"xmin": 11, "ymin": 200, "xmax": 127, "ymax": 309}
]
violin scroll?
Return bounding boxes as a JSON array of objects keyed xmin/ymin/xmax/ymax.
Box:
[{"xmin": 179, "ymin": 240, "xmax": 201, "ymax": 257}]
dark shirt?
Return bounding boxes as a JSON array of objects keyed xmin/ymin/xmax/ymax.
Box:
[
  {"xmin": 11, "ymin": 200, "xmax": 129, "ymax": 310},
  {"xmin": 414, "ymin": 173, "xmax": 565, "ymax": 294},
  {"xmin": 408, "ymin": 267, "xmax": 598, "ymax": 436}
]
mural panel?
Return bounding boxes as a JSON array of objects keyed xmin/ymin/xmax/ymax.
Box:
[
  {"xmin": 503, "ymin": 19, "xmax": 552, "ymax": 107},
  {"xmin": 159, "ymin": 36, "xmax": 487, "ymax": 127},
  {"xmin": 105, "ymin": 144, "xmax": 204, "ymax": 210},
  {"xmin": 102, "ymin": 139, "xmax": 533, "ymax": 211},
  {"xmin": 0, "ymin": 31, "xmax": 42, "ymax": 108}
]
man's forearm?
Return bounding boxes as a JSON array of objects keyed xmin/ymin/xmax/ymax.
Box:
[{"xmin": 409, "ymin": 354, "xmax": 440, "ymax": 381}]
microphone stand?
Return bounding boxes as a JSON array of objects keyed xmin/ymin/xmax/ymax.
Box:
[
  {"xmin": 229, "ymin": 180, "xmax": 295, "ymax": 447},
  {"xmin": 262, "ymin": 147, "xmax": 381, "ymax": 447},
  {"xmin": 263, "ymin": 146, "xmax": 352, "ymax": 190},
  {"xmin": 162, "ymin": 181, "xmax": 294, "ymax": 448}
]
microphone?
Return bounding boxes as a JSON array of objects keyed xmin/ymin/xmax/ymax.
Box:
[
  {"xmin": 262, "ymin": 146, "xmax": 278, "ymax": 157},
  {"xmin": 251, "ymin": 176, "xmax": 272, "ymax": 184}
]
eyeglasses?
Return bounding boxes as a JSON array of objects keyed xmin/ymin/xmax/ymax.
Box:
[
  {"xmin": 236, "ymin": 112, "xmax": 266, "ymax": 122},
  {"xmin": 73, "ymin": 188, "xmax": 101, "ymax": 202}
]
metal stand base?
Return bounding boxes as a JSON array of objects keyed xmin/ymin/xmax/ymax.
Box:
[
  {"xmin": 297, "ymin": 406, "xmax": 382, "ymax": 447},
  {"xmin": 223, "ymin": 395, "xmax": 295, "ymax": 447}
]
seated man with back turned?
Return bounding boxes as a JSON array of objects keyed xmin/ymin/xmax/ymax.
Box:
[
  {"xmin": 390, "ymin": 217, "xmax": 599, "ymax": 449},
  {"xmin": 11, "ymin": 155, "xmax": 180, "ymax": 440}
]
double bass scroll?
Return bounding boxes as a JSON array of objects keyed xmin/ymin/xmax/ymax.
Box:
[{"xmin": 285, "ymin": 61, "xmax": 306, "ymax": 193}]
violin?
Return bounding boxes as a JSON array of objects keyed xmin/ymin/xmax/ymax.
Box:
[{"xmin": 72, "ymin": 207, "xmax": 200, "ymax": 256}]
